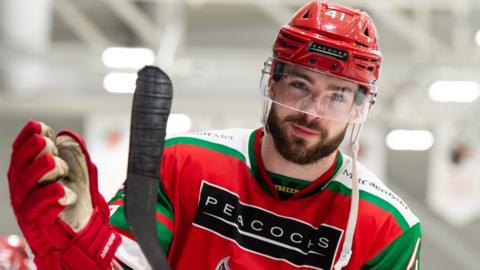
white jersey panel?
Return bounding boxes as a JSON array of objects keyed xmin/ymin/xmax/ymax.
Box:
[
  {"xmin": 166, "ymin": 129, "xmax": 254, "ymax": 168},
  {"xmin": 115, "ymin": 235, "xmax": 152, "ymax": 270},
  {"xmin": 333, "ymin": 155, "xmax": 420, "ymax": 228}
]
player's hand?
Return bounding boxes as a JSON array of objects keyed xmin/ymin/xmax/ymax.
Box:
[{"xmin": 8, "ymin": 120, "xmax": 121, "ymax": 270}]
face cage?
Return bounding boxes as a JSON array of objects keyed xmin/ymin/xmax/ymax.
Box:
[{"xmin": 259, "ymin": 57, "xmax": 377, "ymax": 125}]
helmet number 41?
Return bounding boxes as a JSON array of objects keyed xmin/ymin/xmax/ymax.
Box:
[{"xmin": 326, "ymin": 10, "xmax": 346, "ymax": 21}]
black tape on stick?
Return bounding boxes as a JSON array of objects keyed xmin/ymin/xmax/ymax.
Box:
[{"xmin": 125, "ymin": 66, "xmax": 173, "ymax": 270}]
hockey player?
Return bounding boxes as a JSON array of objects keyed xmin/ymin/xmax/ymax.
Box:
[{"xmin": 7, "ymin": 1, "xmax": 421, "ymax": 269}]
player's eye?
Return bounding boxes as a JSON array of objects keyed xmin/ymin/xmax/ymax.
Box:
[
  {"xmin": 287, "ymin": 80, "xmax": 312, "ymax": 98},
  {"xmin": 290, "ymin": 81, "xmax": 308, "ymax": 90},
  {"xmin": 330, "ymin": 93, "xmax": 345, "ymax": 103}
]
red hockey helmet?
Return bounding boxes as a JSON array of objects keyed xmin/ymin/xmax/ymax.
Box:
[
  {"xmin": 272, "ymin": 1, "xmax": 382, "ymax": 92},
  {"xmin": 260, "ymin": 1, "xmax": 383, "ymax": 124}
]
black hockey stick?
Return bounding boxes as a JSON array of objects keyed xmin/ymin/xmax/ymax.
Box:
[{"xmin": 125, "ymin": 66, "xmax": 173, "ymax": 270}]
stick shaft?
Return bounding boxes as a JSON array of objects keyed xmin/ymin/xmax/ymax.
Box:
[{"xmin": 125, "ymin": 66, "xmax": 173, "ymax": 270}]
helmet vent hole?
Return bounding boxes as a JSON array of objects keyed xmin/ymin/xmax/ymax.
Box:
[
  {"xmin": 303, "ymin": 10, "xmax": 312, "ymax": 19},
  {"xmin": 364, "ymin": 28, "xmax": 370, "ymax": 37},
  {"xmin": 356, "ymin": 64, "xmax": 375, "ymax": 72},
  {"xmin": 278, "ymin": 32, "xmax": 306, "ymax": 50},
  {"xmin": 355, "ymin": 41, "xmax": 368, "ymax": 48},
  {"xmin": 353, "ymin": 55, "xmax": 369, "ymax": 61}
]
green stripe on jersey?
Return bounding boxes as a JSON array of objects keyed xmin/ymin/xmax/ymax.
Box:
[
  {"xmin": 362, "ymin": 223, "xmax": 422, "ymax": 269},
  {"xmin": 109, "ymin": 185, "xmax": 174, "ymax": 253},
  {"xmin": 157, "ymin": 182, "xmax": 174, "ymax": 220},
  {"xmin": 268, "ymin": 171, "xmax": 312, "ymax": 185},
  {"xmin": 248, "ymin": 130, "xmax": 274, "ymax": 196},
  {"xmin": 325, "ymin": 181, "xmax": 411, "ymax": 232},
  {"xmin": 165, "ymin": 137, "xmax": 246, "ymax": 162},
  {"xmin": 299, "ymin": 153, "xmax": 344, "ymax": 198}
]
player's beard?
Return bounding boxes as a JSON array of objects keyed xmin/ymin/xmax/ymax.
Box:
[{"xmin": 267, "ymin": 105, "xmax": 347, "ymax": 165}]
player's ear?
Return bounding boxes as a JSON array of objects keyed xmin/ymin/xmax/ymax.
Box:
[{"xmin": 268, "ymin": 79, "xmax": 276, "ymax": 98}]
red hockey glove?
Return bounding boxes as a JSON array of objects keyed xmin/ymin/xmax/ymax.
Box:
[{"xmin": 7, "ymin": 120, "xmax": 121, "ymax": 270}]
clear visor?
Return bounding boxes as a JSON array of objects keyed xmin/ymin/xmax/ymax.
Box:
[{"xmin": 260, "ymin": 57, "xmax": 375, "ymax": 124}]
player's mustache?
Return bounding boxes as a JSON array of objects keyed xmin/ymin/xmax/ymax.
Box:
[{"xmin": 283, "ymin": 114, "xmax": 322, "ymax": 132}]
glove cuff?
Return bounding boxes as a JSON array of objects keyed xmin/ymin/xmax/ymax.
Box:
[{"xmin": 60, "ymin": 208, "xmax": 122, "ymax": 270}]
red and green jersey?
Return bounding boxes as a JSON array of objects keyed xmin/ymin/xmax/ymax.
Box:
[{"xmin": 109, "ymin": 128, "xmax": 422, "ymax": 270}]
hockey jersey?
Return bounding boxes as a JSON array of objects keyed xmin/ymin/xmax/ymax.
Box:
[{"xmin": 109, "ymin": 128, "xmax": 422, "ymax": 270}]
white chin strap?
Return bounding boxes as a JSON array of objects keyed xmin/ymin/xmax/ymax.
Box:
[{"xmin": 333, "ymin": 123, "xmax": 363, "ymax": 270}]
